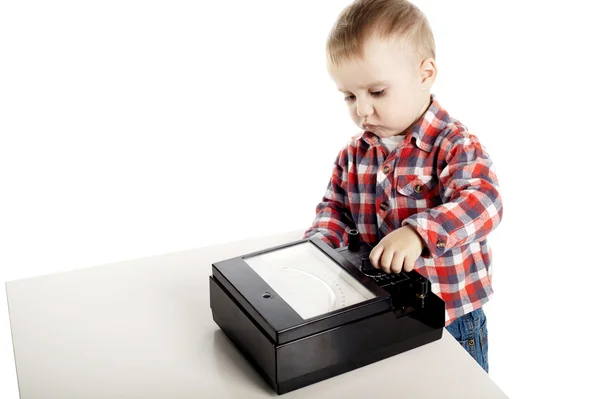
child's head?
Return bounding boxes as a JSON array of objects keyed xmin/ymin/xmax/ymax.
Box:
[{"xmin": 326, "ymin": 0, "xmax": 437, "ymax": 138}]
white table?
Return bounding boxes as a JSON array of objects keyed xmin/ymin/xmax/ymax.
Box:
[{"xmin": 6, "ymin": 230, "xmax": 509, "ymax": 398}]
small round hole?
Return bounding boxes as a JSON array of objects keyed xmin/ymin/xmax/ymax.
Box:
[{"xmin": 262, "ymin": 292, "xmax": 272, "ymax": 299}]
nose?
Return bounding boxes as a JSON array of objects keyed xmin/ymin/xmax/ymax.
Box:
[{"xmin": 356, "ymin": 97, "xmax": 373, "ymax": 118}]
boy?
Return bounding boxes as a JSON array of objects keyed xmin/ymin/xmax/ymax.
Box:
[{"xmin": 303, "ymin": 0, "xmax": 503, "ymax": 373}]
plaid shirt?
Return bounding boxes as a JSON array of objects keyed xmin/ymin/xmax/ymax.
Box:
[{"xmin": 303, "ymin": 94, "xmax": 503, "ymax": 326}]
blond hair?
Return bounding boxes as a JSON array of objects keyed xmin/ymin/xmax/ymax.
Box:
[{"xmin": 326, "ymin": 0, "xmax": 436, "ymax": 66}]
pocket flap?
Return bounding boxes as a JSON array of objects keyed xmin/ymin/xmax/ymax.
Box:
[{"xmin": 397, "ymin": 174, "xmax": 434, "ymax": 198}]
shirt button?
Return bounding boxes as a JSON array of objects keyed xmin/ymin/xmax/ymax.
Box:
[
  {"xmin": 468, "ymin": 339, "xmax": 475, "ymax": 346},
  {"xmin": 436, "ymin": 240, "xmax": 445, "ymax": 249},
  {"xmin": 382, "ymin": 165, "xmax": 390, "ymax": 174},
  {"xmin": 414, "ymin": 184, "xmax": 422, "ymax": 193},
  {"xmin": 380, "ymin": 202, "xmax": 389, "ymax": 211}
]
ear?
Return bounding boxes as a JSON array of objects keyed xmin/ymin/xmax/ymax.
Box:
[{"xmin": 419, "ymin": 58, "xmax": 437, "ymax": 90}]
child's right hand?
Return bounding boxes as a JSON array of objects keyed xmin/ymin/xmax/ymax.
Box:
[{"xmin": 369, "ymin": 226, "xmax": 425, "ymax": 274}]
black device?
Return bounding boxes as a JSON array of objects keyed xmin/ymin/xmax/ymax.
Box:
[{"xmin": 209, "ymin": 229, "xmax": 445, "ymax": 395}]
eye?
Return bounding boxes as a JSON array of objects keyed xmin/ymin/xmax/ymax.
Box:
[
  {"xmin": 371, "ymin": 90, "xmax": 386, "ymax": 97},
  {"xmin": 344, "ymin": 94, "xmax": 356, "ymax": 102}
]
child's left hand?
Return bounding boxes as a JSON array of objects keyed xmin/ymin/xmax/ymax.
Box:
[{"xmin": 369, "ymin": 226, "xmax": 425, "ymax": 273}]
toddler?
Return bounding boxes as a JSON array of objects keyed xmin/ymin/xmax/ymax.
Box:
[{"xmin": 303, "ymin": 0, "xmax": 504, "ymax": 373}]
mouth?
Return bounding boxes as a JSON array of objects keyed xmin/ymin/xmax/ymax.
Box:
[{"xmin": 363, "ymin": 124, "xmax": 378, "ymax": 131}]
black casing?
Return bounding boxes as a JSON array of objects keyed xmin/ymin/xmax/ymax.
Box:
[{"xmin": 209, "ymin": 238, "xmax": 445, "ymax": 395}]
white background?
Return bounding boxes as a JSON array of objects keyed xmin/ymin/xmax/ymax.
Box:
[{"xmin": 1, "ymin": 1, "xmax": 599, "ymax": 398}]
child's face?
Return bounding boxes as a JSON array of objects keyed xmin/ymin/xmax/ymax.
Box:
[{"xmin": 328, "ymin": 36, "xmax": 436, "ymax": 138}]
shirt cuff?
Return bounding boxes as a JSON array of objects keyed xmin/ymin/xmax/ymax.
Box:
[{"xmin": 402, "ymin": 214, "xmax": 450, "ymax": 258}]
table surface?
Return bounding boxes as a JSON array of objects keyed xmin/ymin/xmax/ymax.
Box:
[{"xmin": 6, "ymin": 229, "xmax": 509, "ymax": 399}]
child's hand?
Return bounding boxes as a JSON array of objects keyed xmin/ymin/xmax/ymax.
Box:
[{"xmin": 369, "ymin": 226, "xmax": 425, "ymax": 273}]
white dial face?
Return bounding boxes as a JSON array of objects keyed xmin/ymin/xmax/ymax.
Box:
[{"xmin": 244, "ymin": 241, "xmax": 375, "ymax": 320}]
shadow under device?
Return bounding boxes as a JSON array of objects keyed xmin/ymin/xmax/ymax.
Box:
[{"xmin": 208, "ymin": 230, "xmax": 445, "ymax": 395}]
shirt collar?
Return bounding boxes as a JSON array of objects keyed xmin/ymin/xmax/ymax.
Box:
[{"xmin": 360, "ymin": 94, "xmax": 449, "ymax": 153}]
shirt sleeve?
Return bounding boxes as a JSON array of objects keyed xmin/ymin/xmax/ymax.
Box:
[
  {"xmin": 401, "ymin": 132, "xmax": 504, "ymax": 258},
  {"xmin": 303, "ymin": 148, "xmax": 354, "ymax": 249}
]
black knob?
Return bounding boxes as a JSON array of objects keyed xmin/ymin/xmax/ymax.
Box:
[
  {"xmin": 348, "ymin": 229, "xmax": 360, "ymax": 252},
  {"xmin": 414, "ymin": 276, "xmax": 428, "ymax": 308},
  {"xmin": 415, "ymin": 276, "xmax": 428, "ymax": 297}
]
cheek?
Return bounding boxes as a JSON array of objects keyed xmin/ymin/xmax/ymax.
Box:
[
  {"xmin": 382, "ymin": 93, "xmax": 412, "ymax": 120},
  {"xmin": 377, "ymin": 102, "xmax": 396, "ymax": 120},
  {"xmin": 347, "ymin": 105, "xmax": 359, "ymax": 119}
]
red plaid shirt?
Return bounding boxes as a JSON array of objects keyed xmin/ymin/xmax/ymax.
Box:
[{"xmin": 303, "ymin": 94, "xmax": 504, "ymax": 326}]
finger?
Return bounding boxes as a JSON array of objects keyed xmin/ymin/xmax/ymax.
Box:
[
  {"xmin": 380, "ymin": 248, "xmax": 394, "ymax": 273},
  {"xmin": 403, "ymin": 254, "xmax": 417, "ymax": 272},
  {"xmin": 390, "ymin": 252, "xmax": 405, "ymax": 274},
  {"xmin": 369, "ymin": 245, "xmax": 384, "ymax": 269}
]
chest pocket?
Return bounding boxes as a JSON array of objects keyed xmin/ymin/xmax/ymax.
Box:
[{"xmin": 397, "ymin": 174, "xmax": 438, "ymax": 200}]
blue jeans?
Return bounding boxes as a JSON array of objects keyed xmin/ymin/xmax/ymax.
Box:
[{"xmin": 445, "ymin": 307, "xmax": 489, "ymax": 373}]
